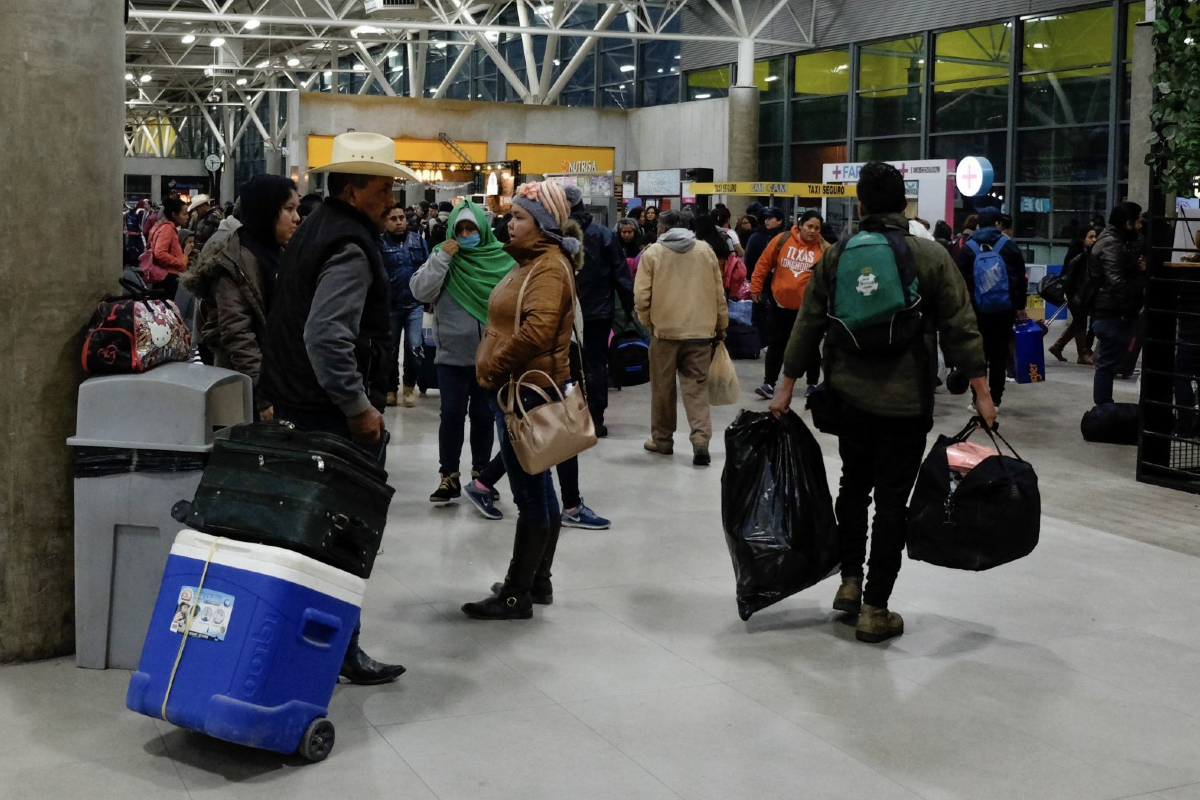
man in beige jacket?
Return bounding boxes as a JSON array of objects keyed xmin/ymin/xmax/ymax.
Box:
[{"xmin": 634, "ymin": 210, "xmax": 729, "ymax": 466}]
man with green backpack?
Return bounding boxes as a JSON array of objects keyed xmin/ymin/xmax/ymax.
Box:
[{"xmin": 769, "ymin": 161, "xmax": 995, "ymax": 644}]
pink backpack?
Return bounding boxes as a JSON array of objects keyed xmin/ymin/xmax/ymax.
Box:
[{"xmin": 723, "ymin": 253, "xmax": 750, "ymax": 300}]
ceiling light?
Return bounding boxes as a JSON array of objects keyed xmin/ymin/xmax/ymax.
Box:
[
  {"xmin": 204, "ymin": 67, "xmax": 214, "ymax": 76},
  {"xmin": 212, "ymin": 87, "xmax": 223, "ymax": 93},
  {"xmin": 287, "ymin": 57, "xmax": 301, "ymax": 66},
  {"xmin": 535, "ymin": 4, "xmax": 553, "ymax": 19},
  {"xmin": 125, "ymin": 72, "xmax": 135, "ymax": 81},
  {"xmin": 553, "ymin": 59, "xmax": 561, "ymax": 66},
  {"xmin": 434, "ymin": 42, "xmax": 447, "ymax": 49},
  {"xmin": 210, "ymin": 37, "xmax": 225, "ymax": 47},
  {"xmin": 670, "ymin": 67, "xmax": 677, "ymax": 72},
  {"xmin": 1186, "ymin": 37, "xmax": 1195, "ymax": 45},
  {"xmin": 140, "ymin": 74, "xmax": 153, "ymax": 83},
  {"xmin": 324, "ymin": 70, "xmax": 333, "ymax": 77},
  {"xmin": 256, "ymin": 59, "xmax": 270, "ymax": 68},
  {"xmin": 1030, "ymin": 42, "xmax": 1049, "ymax": 49},
  {"xmin": 674, "ymin": 55, "xmax": 681, "ymax": 60},
  {"xmin": 236, "ymin": 77, "xmax": 248, "ymax": 85},
  {"xmin": 351, "ymin": 25, "xmax": 387, "ymax": 37},
  {"xmin": 917, "ymin": 59, "xmax": 925, "ymax": 65},
  {"xmin": 695, "ymin": 93, "xmax": 711, "ymax": 99},
  {"xmin": 618, "ymin": 84, "xmax": 626, "ymax": 90},
  {"xmin": 619, "ymin": 64, "xmax": 635, "ymax": 73},
  {"xmin": 764, "ymin": 75, "xmax": 778, "ymax": 82},
  {"xmin": 181, "ymin": 34, "xmax": 196, "ymax": 44},
  {"xmin": 485, "ymin": 31, "xmax": 500, "ymax": 42},
  {"xmin": 353, "ymin": 63, "xmax": 366, "ymax": 71},
  {"xmin": 657, "ymin": 68, "xmax": 663, "ymax": 73},
  {"xmin": 243, "ymin": 18, "xmax": 260, "ymax": 30}
]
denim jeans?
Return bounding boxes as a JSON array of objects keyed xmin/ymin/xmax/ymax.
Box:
[
  {"xmin": 490, "ymin": 392, "xmax": 561, "ymax": 528},
  {"xmin": 389, "ymin": 305, "xmax": 424, "ymax": 392},
  {"xmin": 273, "ymin": 405, "xmax": 387, "ymax": 655},
  {"xmin": 436, "ymin": 364, "xmax": 494, "ymax": 476},
  {"xmin": 1092, "ymin": 317, "xmax": 1135, "ymax": 406}
]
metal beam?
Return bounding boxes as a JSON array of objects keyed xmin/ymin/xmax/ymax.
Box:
[
  {"xmin": 750, "ymin": 0, "xmax": 793, "ymax": 38},
  {"xmin": 545, "ymin": 3, "xmax": 622, "ymax": 104},
  {"xmin": 189, "ymin": 90, "xmax": 227, "ymax": 150},
  {"xmin": 515, "ymin": 0, "xmax": 541, "ymax": 97},
  {"xmin": 127, "ymin": 9, "xmax": 805, "ymax": 47},
  {"xmin": 434, "ymin": 40, "xmax": 476, "ymax": 99},
  {"xmin": 354, "ymin": 41, "xmax": 397, "ymax": 96}
]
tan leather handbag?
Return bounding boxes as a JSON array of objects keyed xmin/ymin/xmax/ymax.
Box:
[{"xmin": 498, "ymin": 261, "xmax": 597, "ymax": 474}]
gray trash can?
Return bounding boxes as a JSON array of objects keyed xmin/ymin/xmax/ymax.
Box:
[{"xmin": 67, "ymin": 363, "xmax": 252, "ymax": 669}]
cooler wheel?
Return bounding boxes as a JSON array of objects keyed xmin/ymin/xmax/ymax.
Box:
[{"xmin": 298, "ymin": 718, "xmax": 335, "ymax": 763}]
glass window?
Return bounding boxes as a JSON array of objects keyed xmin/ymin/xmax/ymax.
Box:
[
  {"xmin": 686, "ymin": 66, "xmax": 730, "ymax": 100},
  {"xmin": 1126, "ymin": 1, "xmax": 1145, "ymax": 61},
  {"xmin": 935, "ymin": 23, "xmax": 1010, "ymax": 82},
  {"xmin": 600, "ymin": 45, "xmax": 636, "ymax": 85},
  {"xmin": 753, "ymin": 58, "xmax": 787, "ymax": 102},
  {"xmin": 858, "ymin": 35, "xmax": 924, "ymax": 90},
  {"xmin": 760, "ymin": 102, "xmax": 786, "ymax": 144},
  {"xmin": 1022, "ymin": 7, "xmax": 1113, "ymax": 72},
  {"xmin": 792, "ymin": 95, "xmax": 848, "ymax": 142},
  {"xmin": 856, "ymin": 88, "xmax": 923, "ymax": 137},
  {"xmin": 1020, "ymin": 66, "xmax": 1110, "ymax": 126},
  {"xmin": 854, "ymin": 137, "xmax": 919, "ymax": 162},
  {"xmin": 1012, "ymin": 184, "xmax": 1108, "ymax": 241},
  {"xmin": 790, "ymin": 142, "xmax": 848, "ymax": 184},
  {"xmin": 1118, "ymin": 121, "xmax": 1131, "ymax": 182},
  {"xmin": 932, "ymin": 79, "xmax": 1008, "ymax": 131},
  {"xmin": 1017, "ymin": 126, "xmax": 1109, "ymax": 183},
  {"xmin": 641, "ymin": 75, "xmax": 680, "ymax": 107},
  {"xmin": 759, "ymin": 145, "xmax": 785, "ymax": 181},
  {"xmin": 601, "ymin": 82, "xmax": 633, "ymax": 109},
  {"xmin": 561, "ymin": 89, "xmax": 595, "ymax": 108},
  {"xmin": 793, "ymin": 49, "xmax": 849, "ymax": 96}
]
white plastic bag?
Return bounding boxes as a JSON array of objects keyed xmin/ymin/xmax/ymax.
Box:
[{"xmin": 708, "ymin": 342, "xmax": 740, "ymax": 406}]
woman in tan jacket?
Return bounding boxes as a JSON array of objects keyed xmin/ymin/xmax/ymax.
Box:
[{"xmin": 463, "ymin": 181, "xmax": 585, "ymax": 620}]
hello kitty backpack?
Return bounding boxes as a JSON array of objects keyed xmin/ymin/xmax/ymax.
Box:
[{"xmin": 82, "ymin": 289, "xmax": 192, "ymax": 374}]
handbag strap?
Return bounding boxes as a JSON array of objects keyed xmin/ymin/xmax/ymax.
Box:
[
  {"xmin": 507, "ymin": 256, "xmax": 589, "ymax": 403},
  {"xmin": 965, "ymin": 416, "xmax": 1025, "ymax": 462}
]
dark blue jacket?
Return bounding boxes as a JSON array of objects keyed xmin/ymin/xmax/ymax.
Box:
[
  {"xmin": 378, "ymin": 230, "xmax": 429, "ymax": 310},
  {"xmin": 571, "ymin": 209, "xmax": 634, "ymax": 322},
  {"xmin": 955, "ymin": 226, "xmax": 1028, "ymax": 313}
]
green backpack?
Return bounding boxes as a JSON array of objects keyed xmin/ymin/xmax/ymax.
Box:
[{"xmin": 827, "ymin": 230, "xmax": 923, "ymax": 356}]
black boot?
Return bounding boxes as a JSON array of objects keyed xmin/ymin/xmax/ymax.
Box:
[
  {"xmin": 340, "ymin": 647, "xmax": 406, "ymax": 685},
  {"xmin": 491, "ymin": 515, "xmax": 560, "ymax": 605},
  {"xmin": 462, "ymin": 517, "xmax": 550, "ymax": 620}
]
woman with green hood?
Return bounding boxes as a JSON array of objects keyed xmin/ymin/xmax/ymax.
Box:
[{"xmin": 411, "ymin": 199, "xmax": 517, "ymax": 504}]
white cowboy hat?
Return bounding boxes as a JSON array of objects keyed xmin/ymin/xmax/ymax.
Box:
[
  {"xmin": 310, "ymin": 131, "xmax": 421, "ymax": 180},
  {"xmin": 187, "ymin": 193, "xmax": 213, "ymax": 212}
]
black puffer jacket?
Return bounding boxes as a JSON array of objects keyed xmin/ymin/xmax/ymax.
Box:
[
  {"xmin": 570, "ymin": 208, "xmax": 634, "ymax": 322},
  {"xmin": 1088, "ymin": 225, "xmax": 1144, "ymax": 321}
]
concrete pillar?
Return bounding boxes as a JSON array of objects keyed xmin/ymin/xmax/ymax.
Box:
[
  {"xmin": 726, "ymin": 39, "xmax": 760, "ymax": 218},
  {"xmin": 0, "ymin": 0, "xmax": 123, "ymax": 662},
  {"xmin": 1127, "ymin": 15, "xmax": 1153, "ymax": 209},
  {"xmin": 221, "ymin": 107, "xmax": 236, "ymax": 202}
]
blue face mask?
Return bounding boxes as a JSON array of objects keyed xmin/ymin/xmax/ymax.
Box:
[{"xmin": 457, "ymin": 233, "xmax": 481, "ymax": 248}]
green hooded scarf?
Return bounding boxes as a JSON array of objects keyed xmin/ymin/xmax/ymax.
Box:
[{"xmin": 436, "ymin": 199, "xmax": 516, "ymax": 324}]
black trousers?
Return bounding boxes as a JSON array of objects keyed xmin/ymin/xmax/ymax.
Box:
[
  {"xmin": 582, "ymin": 318, "xmax": 611, "ymax": 426},
  {"xmin": 764, "ymin": 305, "xmax": 819, "ymax": 387},
  {"xmin": 477, "ymin": 452, "xmax": 582, "ymax": 510},
  {"xmin": 975, "ymin": 311, "xmax": 1015, "ymax": 405},
  {"xmin": 834, "ymin": 406, "xmax": 931, "ymax": 609}
]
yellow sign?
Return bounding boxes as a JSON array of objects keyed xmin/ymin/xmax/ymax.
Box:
[
  {"xmin": 690, "ymin": 182, "xmax": 858, "ymax": 198},
  {"xmin": 506, "ymin": 144, "xmax": 616, "ymax": 175},
  {"xmin": 307, "ymin": 135, "xmax": 488, "ymax": 169}
]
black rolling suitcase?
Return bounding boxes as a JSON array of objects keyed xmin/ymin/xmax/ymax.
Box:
[
  {"xmin": 181, "ymin": 422, "xmax": 395, "ymax": 578},
  {"xmin": 725, "ymin": 322, "xmax": 761, "ymax": 360}
]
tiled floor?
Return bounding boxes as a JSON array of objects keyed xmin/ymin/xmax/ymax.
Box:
[{"xmin": 4, "ymin": 350, "xmax": 1200, "ymax": 799}]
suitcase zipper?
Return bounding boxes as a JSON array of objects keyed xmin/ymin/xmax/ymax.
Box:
[{"xmin": 312, "ymin": 455, "xmax": 325, "ymax": 473}]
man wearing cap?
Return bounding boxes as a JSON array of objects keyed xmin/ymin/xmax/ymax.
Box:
[
  {"xmin": 259, "ymin": 131, "xmax": 417, "ymax": 685},
  {"xmin": 188, "ymin": 193, "xmax": 225, "ymax": 250},
  {"xmin": 744, "ymin": 206, "xmax": 786, "ymax": 362}
]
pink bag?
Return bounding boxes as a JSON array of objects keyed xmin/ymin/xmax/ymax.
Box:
[
  {"xmin": 138, "ymin": 224, "xmax": 172, "ymax": 284},
  {"xmin": 723, "ymin": 254, "xmax": 750, "ymax": 300},
  {"xmin": 946, "ymin": 440, "xmax": 1000, "ymax": 476}
]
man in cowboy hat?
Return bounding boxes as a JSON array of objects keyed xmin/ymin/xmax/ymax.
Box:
[
  {"xmin": 187, "ymin": 193, "xmax": 225, "ymax": 251},
  {"xmin": 260, "ymin": 131, "xmax": 418, "ymax": 685}
]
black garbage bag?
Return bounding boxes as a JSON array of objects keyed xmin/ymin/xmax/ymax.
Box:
[
  {"xmin": 721, "ymin": 410, "xmax": 838, "ymax": 620},
  {"xmin": 907, "ymin": 420, "xmax": 1040, "ymax": 571}
]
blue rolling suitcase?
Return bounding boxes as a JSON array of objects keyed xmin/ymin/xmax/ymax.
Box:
[{"xmin": 127, "ymin": 530, "xmax": 365, "ymax": 762}]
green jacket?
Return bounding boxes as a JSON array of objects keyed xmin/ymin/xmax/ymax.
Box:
[{"xmin": 782, "ymin": 212, "xmax": 986, "ymax": 418}]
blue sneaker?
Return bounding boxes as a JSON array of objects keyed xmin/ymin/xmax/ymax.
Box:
[
  {"xmin": 464, "ymin": 481, "xmax": 503, "ymax": 521},
  {"xmin": 562, "ymin": 500, "xmax": 610, "ymax": 530}
]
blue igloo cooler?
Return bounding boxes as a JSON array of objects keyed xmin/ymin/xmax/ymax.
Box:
[{"xmin": 126, "ymin": 530, "xmax": 365, "ymax": 762}]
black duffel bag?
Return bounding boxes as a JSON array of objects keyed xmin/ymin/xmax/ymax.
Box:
[
  {"xmin": 1081, "ymin": 403, "xmax": 1140, "ymax": 445},
  {"xmin": 721, "ymin": 410, "xmax": 838, "ymax": 620},
  {"xmin": 182, "ymin": 421, "xmax": 395, "ymax": 578},
  {"xmin": 907, "ymin": 419, "xmax": 1040, "ymax": 572}
]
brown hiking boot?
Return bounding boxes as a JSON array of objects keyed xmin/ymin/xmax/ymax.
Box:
[
  {"xmin": 855, "ymin": 603, "xmax": 904, "ymax": 643},
  {"xmin": 1048, "ymin": 343, "xmax": 1067, "ymax": 362},
  {"xmin": 1077, "ymin": 352, "xmax": 1094, "ymax": 365},
  {"xmin": 832, "ymin": 577, "xmax": 863, "ymax": 615},
  {"xmin": 644, "ymin": 439, "xmax": 673, "ymax": 455}
]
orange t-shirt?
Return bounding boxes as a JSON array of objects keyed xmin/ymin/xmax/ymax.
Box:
[{"xmin": 750, "ymin": 229, "xmax": 827, "ymax": 310}]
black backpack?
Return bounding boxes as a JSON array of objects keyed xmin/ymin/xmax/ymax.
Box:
[
  {"xmin": 609, "ymin": 329, "xmax": 650, "ymax": 387},
  {"xmin": 907, "ymin": 420, "xmax": 1040, "ymax": 571}
]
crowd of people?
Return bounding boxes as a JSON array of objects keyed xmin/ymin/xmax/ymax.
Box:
[{"xmin": 121, "ymin": 129, "xmax": 1176, "ymax": 664}]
